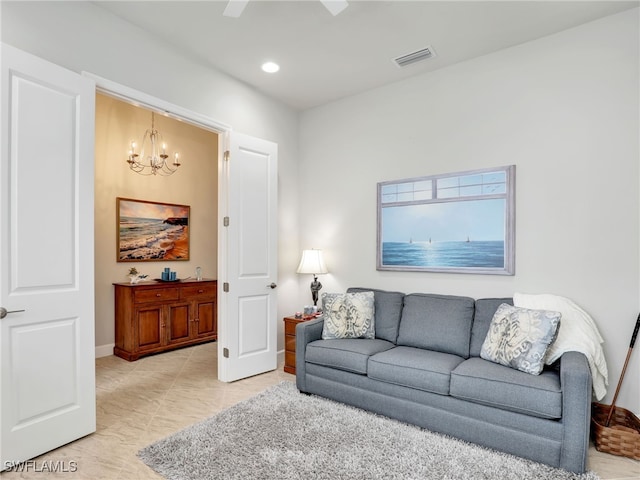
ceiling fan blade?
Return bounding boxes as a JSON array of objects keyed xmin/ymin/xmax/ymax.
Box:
[
  {"xmin": 320, "ymin": 0, "xmax": 348, "ymax": 16},
  {"xmin": 223, "ymin": 0, "xmax": 250, "ymax": 18}
]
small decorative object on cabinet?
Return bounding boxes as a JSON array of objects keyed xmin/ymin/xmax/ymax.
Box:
[
  {"xmin": 127, "ymin": 267, "xmax": 148, "ymax": 284},
  {"xmin": 283, "ymin": 315, "xmax": 316, "ymax": 374},
  {"xmin": 113, "ymin": 279, "xmax": 217, "ymax": 361}
]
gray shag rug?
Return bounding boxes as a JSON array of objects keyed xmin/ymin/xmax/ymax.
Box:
[{"xmin": 138, "ymin": 381, "xmax": 600, "ymax": 480}]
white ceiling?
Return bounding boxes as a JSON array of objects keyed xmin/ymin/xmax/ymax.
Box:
[{"xmin": 93, "ymin": 1, "xmax": 638, "ymax": 111}]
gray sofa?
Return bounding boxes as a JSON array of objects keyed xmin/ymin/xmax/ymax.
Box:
[{"xmin": 295, "ymin": 287, "xmax": 592, "ymax": 474}]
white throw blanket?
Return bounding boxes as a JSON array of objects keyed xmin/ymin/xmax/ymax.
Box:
[{"xmin": 513, "ymin": 293, "xmax": 609, "ymax": 400}]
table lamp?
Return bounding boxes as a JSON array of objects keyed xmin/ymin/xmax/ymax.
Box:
[{"xmin": 296, "ymin": 249, "xmax": 328, "ymax": 307}]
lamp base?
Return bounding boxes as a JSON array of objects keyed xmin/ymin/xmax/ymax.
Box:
[{"xmin": 310, "ymin": 274, "xmax": 322, "ymax": 307}]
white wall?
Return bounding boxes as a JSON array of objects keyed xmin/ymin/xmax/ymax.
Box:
[
  {"xmin": 299, "ymin": 9, "xmax": 640, "ymax": 412},
  {"xmin": 1, "ymin": 1, "xmax": 302, "ymax": 352}
]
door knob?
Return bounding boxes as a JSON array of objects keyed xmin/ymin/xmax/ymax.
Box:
[
  {"xmin": 0, "ymin": 307, "xmax": 26, "ymax": 319},
  {"xmin": 268, "ymin": 283, "xmax": 277, "ymax": 289}
]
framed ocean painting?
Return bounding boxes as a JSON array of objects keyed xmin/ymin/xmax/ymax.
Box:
[
  {"xmin": 377, "ymin": 165, "xmax": 515, "ymax": 275},
  {"xmin": 117, "ymin": 197, "xmax": 190, "ymax": 262}
]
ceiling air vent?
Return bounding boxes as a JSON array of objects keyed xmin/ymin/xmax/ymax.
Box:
[{"xmin": 393, "ymin": 46, "xmax": 436, "ymax": 68}]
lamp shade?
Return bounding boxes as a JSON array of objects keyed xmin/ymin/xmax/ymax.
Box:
[{"xmin": 296, "ymin": 249, "xmax": 328, "ymax": 275}]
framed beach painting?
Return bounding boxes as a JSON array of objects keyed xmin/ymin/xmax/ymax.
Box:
[
  {"xmin": 117, "ymin": 197, "xmax": 190, "ymax": 262},
  {"xmin": 377, "ymin": 165, "xmax": 515, "ymax": 275}
]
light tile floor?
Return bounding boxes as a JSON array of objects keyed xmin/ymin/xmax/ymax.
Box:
[{"xmin": 1, "ymin": 342, "xmax": 638, "ymax": 479}]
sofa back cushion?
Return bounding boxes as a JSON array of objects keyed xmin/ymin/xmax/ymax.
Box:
[
  {"xmin": 347, "ymin": 287, "xmax": 404, "ymax": 343},
  {"xmin": 396, "ymin": 293, "xmax": 475, "ymax": 358},
  {"xmin": 470, "ymin": 297, "xmax": 513, "ymax": 357}
]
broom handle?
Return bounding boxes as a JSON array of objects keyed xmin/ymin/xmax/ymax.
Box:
[
  {"xmin": 631, "ymin": 312, "xmax": 640, "ymax": 348},
  {"xmin": 605, "ymin": 312, "xmax": 640, "ymax": 427}
]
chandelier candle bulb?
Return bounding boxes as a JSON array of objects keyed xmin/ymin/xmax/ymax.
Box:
[{"xmin": 128, "ymin": 142, "xmax": 138, "ymax": 160}]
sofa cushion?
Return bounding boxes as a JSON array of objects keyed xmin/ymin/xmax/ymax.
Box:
[
  {"xmin": 305, "ymin": 339, "xmax": 395, "ymax": 374},
  {"xmin": 450, "ymin": 357, "xmax": 562, "ymax": 419},
  {"xmin": 480, "ymin": 303, "xmax": 561, "ymax": 375},
  {"xmin": 470, "ymin": 298, "xmax": 513, "ymax": 357},
  {"xmin": 347, "ymin": 287, "xmax": 405, "ymax": 343},
  {"xmin": 396, "ymin": 293, "xmax": 475, "ymax": 358},
  {"xmin": 368, "ymin": 346, "xmax": 465, "ymax": 395},
  {"xmin": 321, "ymin": 291, "xmax": 375, "ymax": 339}
]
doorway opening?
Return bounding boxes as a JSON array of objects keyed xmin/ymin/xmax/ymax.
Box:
[
  {"xmin": 90, "ymin": 73, "xmax": 279, "ymax": 385},
  {"xmin": 94, "ymin": 93, "xmax": 220, "ymax": 358}
]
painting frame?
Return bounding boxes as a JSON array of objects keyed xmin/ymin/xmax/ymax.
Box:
[
  {"xmin": 377, "ymin": 165, "xmax": 515, "ymax": 275},
  {"xmin": 116, "ymin": 197, "xmax": 190, "ymax": 262}
]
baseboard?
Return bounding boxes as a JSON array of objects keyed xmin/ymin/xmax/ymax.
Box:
[
  {"xmin": 97, "ymin": 344, "xmax": 284, "ymax": 362},
  {"xmin": 95, "ymin": 343, "xmax": 115, "ymax": 358},
  {"xmin": 277, "ymin": 348, "xmax": 284, "ymax": 366}
]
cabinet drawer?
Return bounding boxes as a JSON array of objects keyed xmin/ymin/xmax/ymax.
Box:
[
  {"xmin": 181, "ymin": 284, "xmax": 216, "ymax": 299},
  {"xmin": 134, "ymin": 288, "xmax": 179, "ymax": 303}
]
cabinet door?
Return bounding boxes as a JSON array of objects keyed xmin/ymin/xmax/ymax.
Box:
[
  {"xmin": 167, "ymin": 303, "xmax": 191, "ymax": 345},
  {"xmin": 136, "ymin": 306, "xmax": 164, "ymax": 351},
  {"xmin": 194, "ymin": 300, "xmax": 216, "ymax": 339}
]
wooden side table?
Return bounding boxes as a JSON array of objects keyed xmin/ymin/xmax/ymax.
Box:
[{"xmin": 283, "ymin": 315, "xmax": 317, "ymax": 374}]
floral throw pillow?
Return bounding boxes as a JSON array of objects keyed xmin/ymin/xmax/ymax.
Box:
[
  {"xmin": 480, "ymin": 303, "xmax": 561, "ymax": 375},
  {"xmin": 321, "ymin": 291, "xmax": 375, "ymax": 340}
]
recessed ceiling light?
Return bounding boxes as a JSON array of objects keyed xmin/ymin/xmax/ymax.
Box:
[{"xmin": 261, "ymin": 62, "xmax": 280, "ymax": 73}]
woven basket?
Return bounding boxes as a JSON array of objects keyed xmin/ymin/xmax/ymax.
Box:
[{"xmin": 592, "ymin": 402, "xmax": 640, "ymax": 460}]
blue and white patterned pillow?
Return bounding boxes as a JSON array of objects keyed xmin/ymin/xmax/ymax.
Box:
[
  {"xmin": 321, "ymin": 291, "xmax": 375, "ymax": 340},
  {"xmin": 480, "ymin": 303, "xmax": 561, "ymax": 375}
]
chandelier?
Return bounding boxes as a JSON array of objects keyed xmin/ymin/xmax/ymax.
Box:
[{"xmin": 127, "ymin": 112, "xmax": 181, "ymax": 176}]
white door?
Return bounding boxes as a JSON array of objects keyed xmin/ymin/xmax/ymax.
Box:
[
  {"xmin": 218, "ymin": 132, "xmax": 278, "ymax": 382},
  {"xmin": 0, "ymin": 44, "xmax": 96, "ymax": 468}
]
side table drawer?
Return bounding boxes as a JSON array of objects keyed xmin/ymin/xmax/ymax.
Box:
[
  {"xmin": 285, "ymin": 351, "xmax": 296, "ymax": 371},
  {"xmin": 285, "ymin": 334, "xmax": 296, "ymax": 352},
  {"xmin": 285, "ymin": 320, "xmax": 299, "ymax": 336}
]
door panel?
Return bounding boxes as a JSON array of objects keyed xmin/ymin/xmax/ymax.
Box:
[
  {"xmin": 218, "ymin": 133, "xmax": 278, "ymax": 382},
  {"xmin": 238, "ymin": 295, "xmax": 270, "ymax": 355},
  {"xmin": 1, "ymin": 44, "xmax": 96, "ymax": 468},
  {"xmin": 13, "ymin": 318, "xmax": 78, "ymax": 421},
  {"xmin": 13, "ymin": 79, "xmax": 76, "ymax": 289},
  {"xmin": 237, "ymin": 152, "xmax": 270, "ymax": 276}
]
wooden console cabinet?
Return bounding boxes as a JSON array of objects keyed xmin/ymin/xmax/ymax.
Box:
[{"xmin": 114, "ymin": 279, "xmax": 217, "ymax": 361}]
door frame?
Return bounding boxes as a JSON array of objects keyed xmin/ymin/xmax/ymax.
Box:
[
  {"xmin": 86, "ymin": 74, "xmax": 231, "ymax": 134},
  {"xmin": 84, "ymin": 73, "xmax": 233, "ymax": 374}
]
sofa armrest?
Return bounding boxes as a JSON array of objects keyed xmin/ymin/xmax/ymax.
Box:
[
  {"xmin": 295, "ymin": 317, "xmax": 324, "ymax": 392},
  {"xmin": 559, "ymin": 351, "xmax": 592, "ymax": 473}
]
